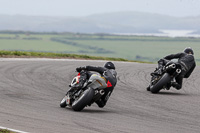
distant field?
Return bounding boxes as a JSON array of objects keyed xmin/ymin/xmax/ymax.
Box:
[{"xmin": 0, "ymin": 32, "xmax": 199, "ymax": 63}]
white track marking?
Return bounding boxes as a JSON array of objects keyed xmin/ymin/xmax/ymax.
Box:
[
  {"xmin": 0, "ymin": 58, "xmax": 105, "ymax": 62},
  {"xmin": 0, "ymin": 58, "xmax": 136, "ymax": 64}
]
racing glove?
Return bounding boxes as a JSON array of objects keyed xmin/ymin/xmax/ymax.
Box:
[{"xmin": 76, "ymin": 66, "xmax": 86, "ymax": 72}]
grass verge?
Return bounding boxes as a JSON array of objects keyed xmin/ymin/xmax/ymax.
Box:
[
  {"xmin": 0, "ymin": 129, "xmax": 15, "ymax": 133},
  {"xmin": 0, "ymin": 50, "xmax": 151, "ymax": 63}
]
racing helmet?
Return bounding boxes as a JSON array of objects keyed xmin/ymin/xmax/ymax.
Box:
[
  {"xmin": 104, "ymin": 62, "xmax": 115, "ymax": 70},
  {"xmin": 184, "ymin": 47, "xmax": 194, "ymax": 55}
]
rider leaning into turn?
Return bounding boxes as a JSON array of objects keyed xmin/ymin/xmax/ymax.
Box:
[
  {"xmin": 150, "ymin": 47, "xmax": 196, "ymax": 90},
  {"xmin": 76, "ymin": 62, "xmax": 117, "ymax": 108}
]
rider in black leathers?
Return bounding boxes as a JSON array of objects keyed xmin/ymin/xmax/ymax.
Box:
[
  {"xmin": 76, "ymin": 62, "xmax": 117, "ymax": 108},
  {"xmin": 149, "ymin": 47, "xmax": 196, "ymax": 90}
]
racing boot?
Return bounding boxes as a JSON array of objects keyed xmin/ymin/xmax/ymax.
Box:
[
  {"xmin": 171, "ymin": 82, "xmax": 181, "ymax": 90},
  {"xmin": 165, "ymin": 83, "xmax": 171, "ymax": 90},
  {"xmin": 95, "ymin": 98, "xmax": 105, "ymax": 108}
]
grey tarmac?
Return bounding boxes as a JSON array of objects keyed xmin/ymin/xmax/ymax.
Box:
[{"xmin": 0, "ymin": 58, "xmax": 200, "ymax": 133}]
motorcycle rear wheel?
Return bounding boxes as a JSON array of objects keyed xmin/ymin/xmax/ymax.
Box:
[
  {"xmin": 72, "ymin": 87, "xmax": 94, "ymax": 111},
  {"xmin": 150, "ymin": 73, "xmax": 171, "ymax": 94}
]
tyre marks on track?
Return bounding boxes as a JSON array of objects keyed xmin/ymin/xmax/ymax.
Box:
[{"xmin": 0, "ymin": 59, "xmax": 200, "ymax": 133}]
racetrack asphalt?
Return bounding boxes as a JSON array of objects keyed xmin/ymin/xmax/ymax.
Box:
[{"xmin": 0, "ymin": 58, "xmax": 200, "ymax": 133}]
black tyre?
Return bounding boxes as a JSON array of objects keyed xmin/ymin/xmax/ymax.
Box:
[
  {"xmin": 72, "ymin": 87, "xmax": 94, "ymax": 111},
  {"xmin": 60, "ymin": 96, "xmax": 67, "ymax": 108},
  {"xmin": 150, "ymin": 73, "xmax": 171, "ymax": 94}
]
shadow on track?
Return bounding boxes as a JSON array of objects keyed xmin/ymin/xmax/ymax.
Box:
[
  {"xmin": 62, "ymin": 106, "xmax": 114, "ymax": 113},
  {"xmin": 157, "ymin": 91, "xmax": 189, "ymax": 96},
  {"xmin": 81, "ymin": 108, "xmax": 113, "ymax": 113}
]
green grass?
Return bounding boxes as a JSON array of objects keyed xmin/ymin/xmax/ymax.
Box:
[
  {"xmin": 74, "ymin": 39, "xmax": 199, "ymax": 61},
  {"xmin": 0, "ymin": 129, "xmax": 15, "ymax": 133},
  {"xmin": 0, "ymin": 36, "xmax": 80, "ymax": 53},
  {"xmin": 0, "ymin": 32, "xmax": 199, "ymax": 64},
  {"xmin": 0, "ymin": 50, "xmax": 147, "ymax": 63}
]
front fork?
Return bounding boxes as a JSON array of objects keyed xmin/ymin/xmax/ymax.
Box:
[{"xmin": 65, "ymin": 88, "xmax": 79, "ymax": 106}]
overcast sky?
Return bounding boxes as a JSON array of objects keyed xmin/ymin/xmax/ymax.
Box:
[{"xmin": 0, "ymin": 0, "xmax": 200, "ymax": 17}]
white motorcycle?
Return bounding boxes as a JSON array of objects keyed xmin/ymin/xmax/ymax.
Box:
[{"xmin": 60, "ymin": 70, "xmax": 107, "ymax": 111}]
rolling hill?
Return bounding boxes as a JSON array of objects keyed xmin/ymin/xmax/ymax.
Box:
[{"xmin": 0, "ymin": 11, "xmax": 200, "ymax": 34}]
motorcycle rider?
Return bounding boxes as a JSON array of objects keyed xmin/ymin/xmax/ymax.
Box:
[
  {"xmin": 76, "ymin": 62, "xmax": 117, "ymax": 108},
  {"xmin": 147, "ymin": 47, "xmax": 196, "ymax": 91}
]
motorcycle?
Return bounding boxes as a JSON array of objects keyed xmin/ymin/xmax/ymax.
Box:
[
  {"xmin": 60, "ymin": 70, "xmax": 107, "ymax": 111},
  {"xmin": 149, "ymin": 60, "xmax": 182, "ymax": 93}
]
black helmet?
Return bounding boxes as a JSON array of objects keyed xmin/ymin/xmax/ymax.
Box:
[
  {"xmin": 104, "ymin": 62, "xmax": 115, "ymax": 70},
  {"xmin": 184, "ymin": 47, "xmax": 194, "ymax": 55}
]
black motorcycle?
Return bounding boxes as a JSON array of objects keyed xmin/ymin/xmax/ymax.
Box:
[
  {"xmin": 60, "ymin": 70, "xmax": 107, "ymax": 111},
  {"xmin": 148, "ymin": 61, "xmax": 182, "ymax": 93}
]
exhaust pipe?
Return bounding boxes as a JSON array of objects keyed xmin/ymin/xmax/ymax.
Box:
[
  {"xmin": 169, "ymin": 64, "xmax": 176, "ymax": 69},
  {"xmin": 176, "ymin": 69, "xmax": 181, "ymax": 74},
  {"xmin": 166, "ymin": 63, "xmax": 176, "ymax": 70},
  {"xmin": 99, "ymin": 90, "xmax": 105, "ymax": 95}
]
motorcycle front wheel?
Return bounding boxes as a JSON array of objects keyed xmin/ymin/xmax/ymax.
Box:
[{"xmin": 60, "ymin": 96, "xmax": 67, "ymax": 108}]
